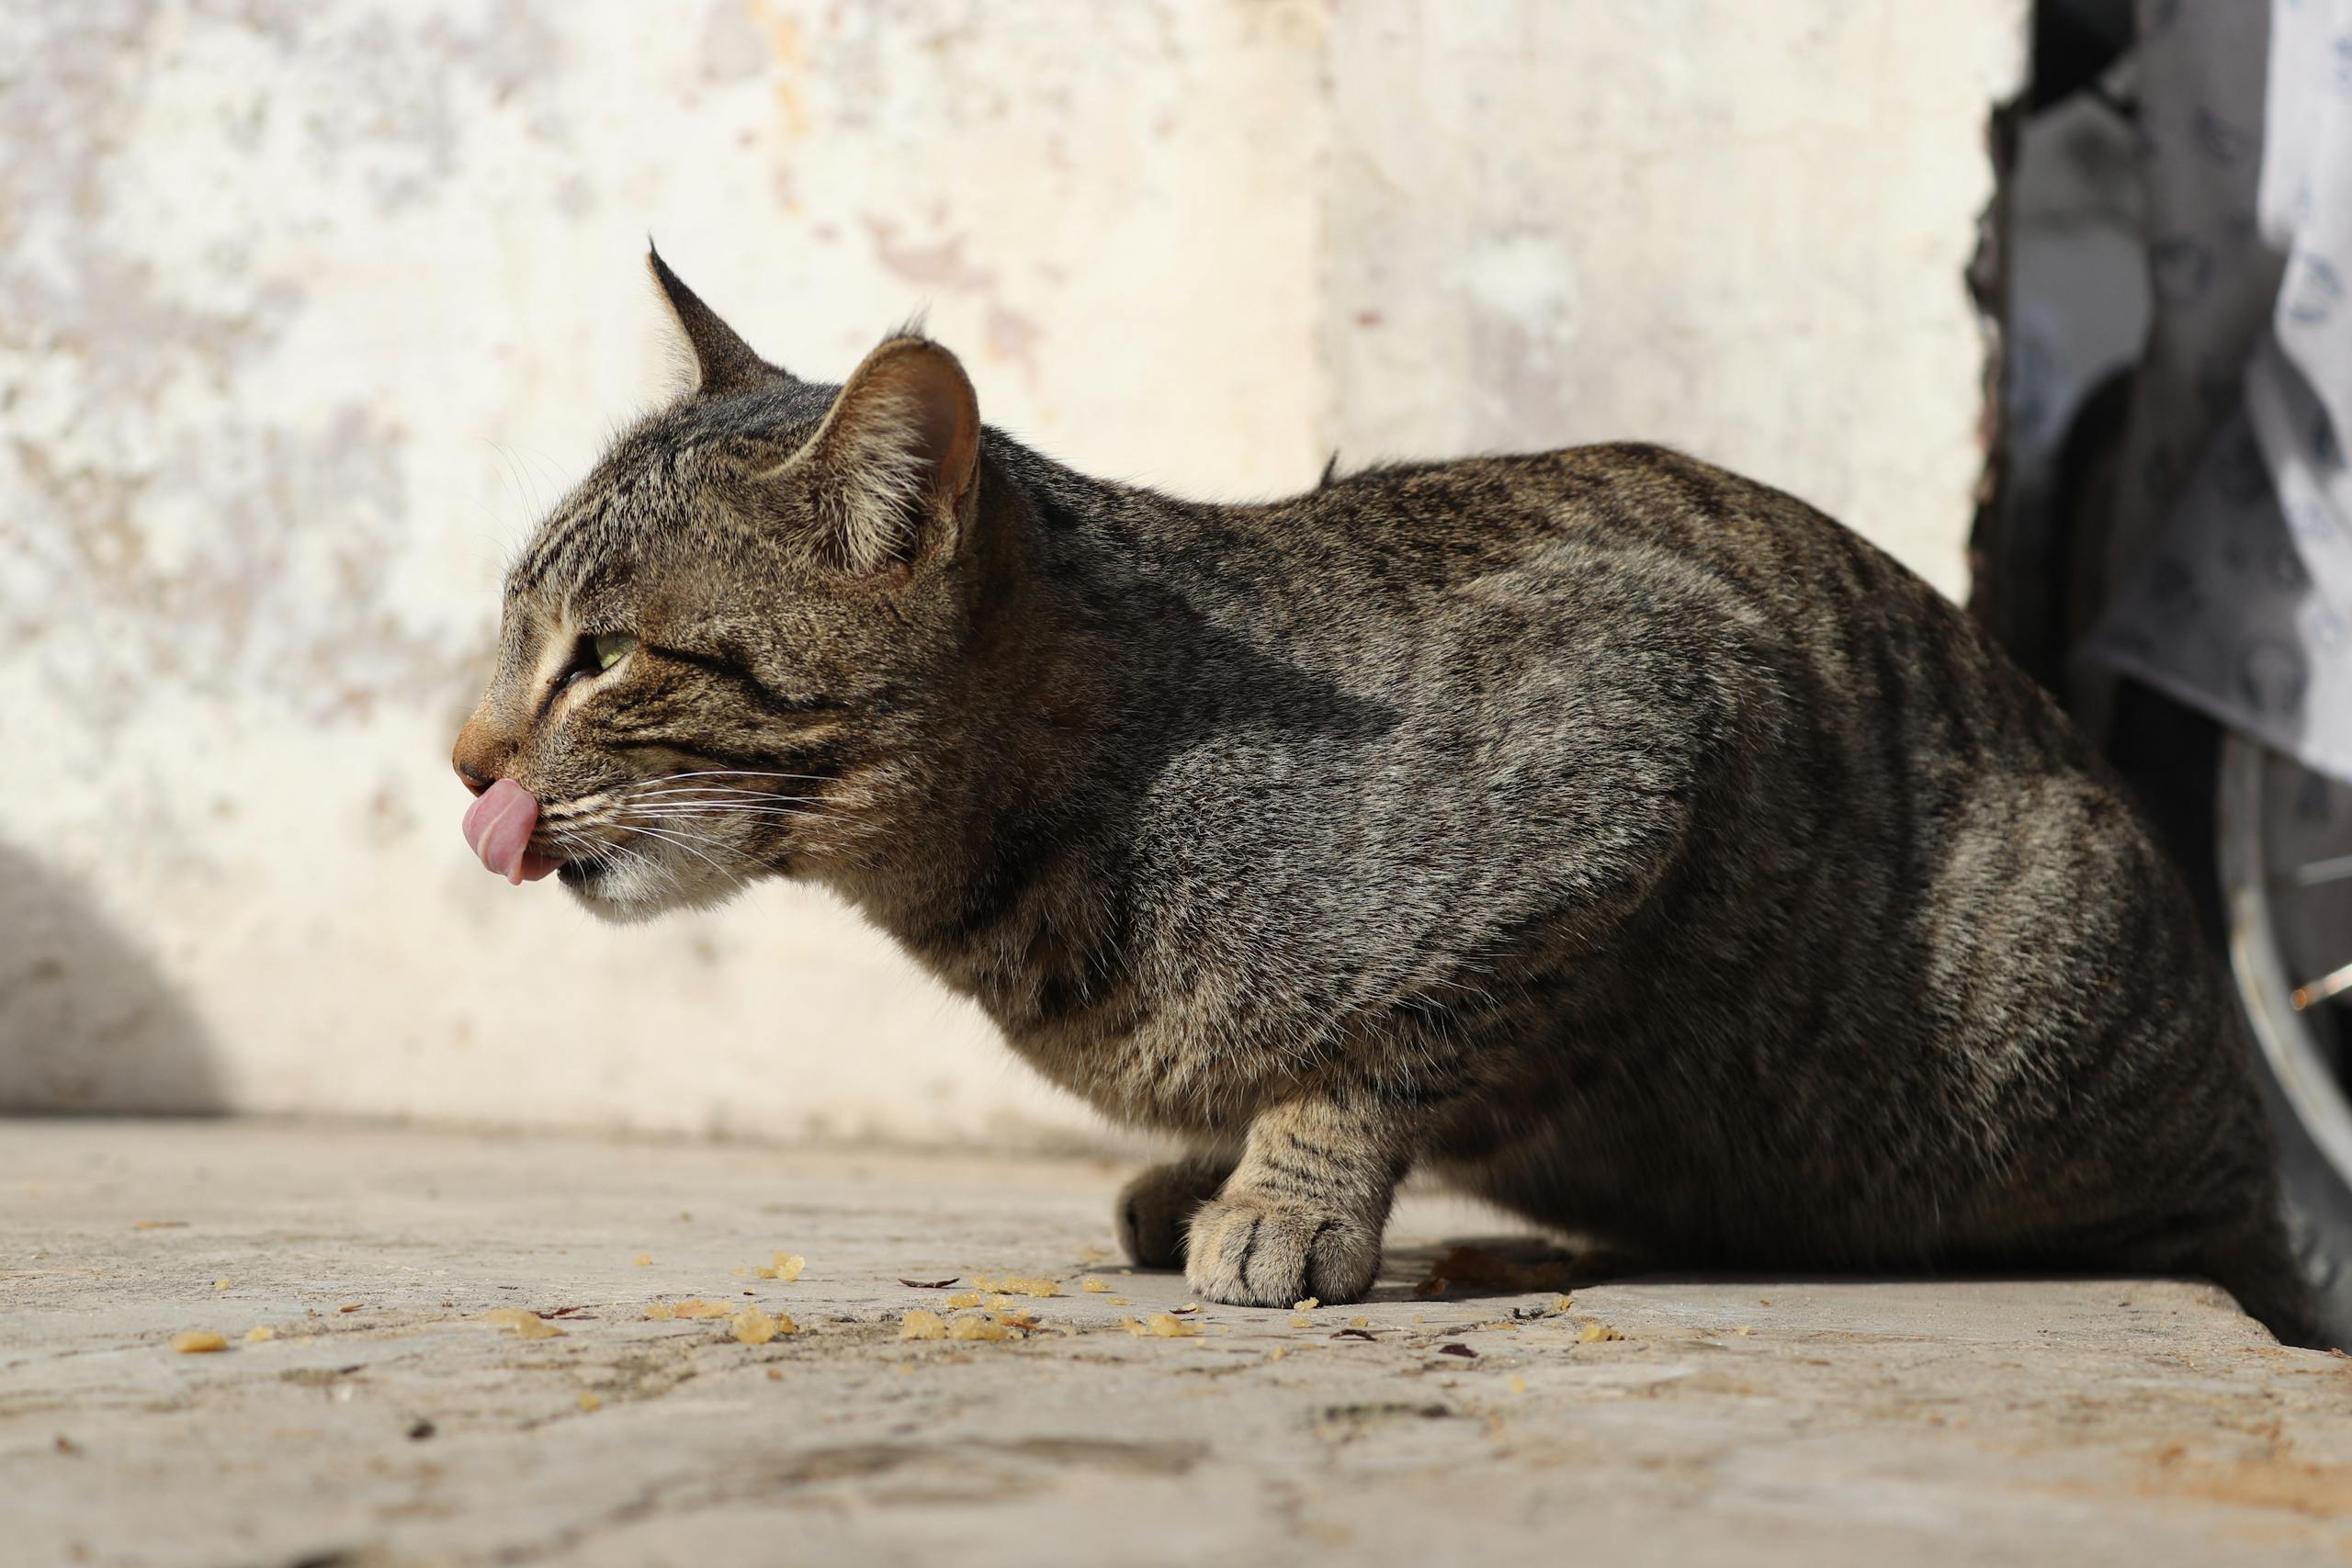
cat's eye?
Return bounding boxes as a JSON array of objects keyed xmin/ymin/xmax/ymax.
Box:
[{"xmin": 560, "ymin": 632, "xmax": 634, "ymax": 692}]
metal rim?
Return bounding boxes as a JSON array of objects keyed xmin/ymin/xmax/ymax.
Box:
[{"xmin": 2219, "ymin": 731, "xmax": 2352, "ymax": 1190}]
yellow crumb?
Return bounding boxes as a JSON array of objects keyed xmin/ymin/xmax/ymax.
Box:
[
  {"xmin": 972, "ymin": 1274, "xmax": 1060, "ymax": 1298},
  {"xmin": 730, "ymin": 1305, "xmax": 792, "ymax": 1345},
  {"xmin": 949, "ymin": 1311, "xmax": 1014, "ymax": 1342},
  {"xmin": 211, "ymin": 1279, "xmax": 230, "ymax": 1291},
  {"xmin": 647, "ymin": 1298, "xmax": 732, "ymax": 1320},
  {"xmin": 170, "ymin": 1331, "xmax": 229, "ymax": 1354},
  {"xmin": 338, "ymin": 1303, "xmax": 362, "ymax": 1314},
  {"xmin": 1579, "ymin": 1322, "xmax": 1622, "ymax": 1343},
  {"xmin": 1510, "ymin": 1374, "xmax": 1529, "ymax": 1394},
  {"xmin": 633, "ymin": 1254, "xmax": 652, "ymax": 1267},
  {"xmin": 1080, "ymin": 1276, "xmax": 1109, "ymax": 1292},
  {"xmin": 1548, "ymin": 1294, "xmax": 1575, "ymax": 1314},
  {"xmin": 1148, "ymin": 1313, "xmax": 1201, "ymax": 1338},
  {"xmin": 1735, "ymin": 1325, "xmax": 1754, "ymax": 1337},
  {"xmin": 577, "ymin": 1391, "xmax": 603, "ymax": 1412},
  {"xmin": 1107, "ymin": 1297, "xmax": 1131, "ymax": 1306},
  {"xmin": 1267, "ymin": 1346, "xmax": 1288, "ymax": 1361},
  {"xmin": 891, "ymin": 1363, "xmax": 912, "ymax": 1376},
  {"xmin": 769, "ymin": 1367, "xmax": 786, "ymax": 1380},
  {"xmin": 899, "ymin": 1309, "xmax": 948, "ymax": 1341},
  {"xmin": 481, "ymin": 1308, "xmax": 565, "ymax": 1339},
  {"xmin": 1119, "ymin": 1316, "xmax": 1148, "ymax": 1337},
  {"xmin": 752, "ymin": 1250, "xmax": 808, "ymax": 1281},
  {"xmin": 1294, "ymin": 1297, "xmax": 1320, "ymax": 1312},
  {"xmin": 243, "ymin": 1325, "xmax": 275, "ymax": 1343},
  {"xmin": 1290, "ymin": 1314, "xmax": 1315, "ymax": 1328},
  {"xmin": 944, "ymin": 1292, "xmax": 984, "ymax": 1310},
  {"xmin": 1348, "ymin": 1316, "xmax": 1369, "ymax": 1329}
]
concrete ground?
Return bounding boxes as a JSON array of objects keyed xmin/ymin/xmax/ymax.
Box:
[{"xmin": 7, "ymin": 1121, "xmax": 2352, "ymax": 1568}]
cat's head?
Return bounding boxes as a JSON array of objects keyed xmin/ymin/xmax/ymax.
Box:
[{"xmin": 452, "ymin": 248, "xmax": 989, "ymax": 922}]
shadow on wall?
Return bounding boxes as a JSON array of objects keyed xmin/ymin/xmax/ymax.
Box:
[{"xmin": 0, "ymin": 842, "xmax": 223, "ymax": 1113}]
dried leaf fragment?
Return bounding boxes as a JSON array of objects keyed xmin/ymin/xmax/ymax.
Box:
[
  {"xmin": 899, "ymin": 1278, "xmax": 959, "ymax": 1290},
  {"xmin": 1438, "ymin": 1342, "xmax": 1477, "ymax": 1359}
]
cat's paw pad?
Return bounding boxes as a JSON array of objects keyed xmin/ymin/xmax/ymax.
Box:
[
  {"xmin": 1183, "ymin": 1192, "xmax": 1380, "ymax": 1307},
  {"xmin": 1114, "ymin": 1157, "xmax": 1233, "ymax": 1269}
]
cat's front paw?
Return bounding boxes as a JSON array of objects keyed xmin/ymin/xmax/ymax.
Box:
[
  {"xmin": 1183, "ymin": 1191, "xmax": 1381, "ymax": 1307},
  {"xmin": 1114, "ymin": 1156, "xmax": 1235, "ymax": 1269}
]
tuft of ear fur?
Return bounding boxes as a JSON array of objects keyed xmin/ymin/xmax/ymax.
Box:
[
  {"xmin": 783, "ymin": 335, "xmax": 981, "ymax": 574},
  {"xmin": 646, "ymin": 243, "xmax": 786, "ymax": 399}
]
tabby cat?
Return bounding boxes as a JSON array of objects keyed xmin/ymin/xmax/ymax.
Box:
[{"xmin": 454, "ymin": 251, "xmax": 2319, "ymax": 1346}]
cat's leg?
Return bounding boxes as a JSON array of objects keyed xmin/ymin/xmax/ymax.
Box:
[
  {"xmin": 1114, "ymin": 1152, "xmax": 1237, "ymax": 1269},
  {"xmin": 1184, "ymin": 1096, "xmax": 1407, "ymax": 1307}
]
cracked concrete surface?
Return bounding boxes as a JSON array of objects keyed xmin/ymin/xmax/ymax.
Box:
[{"xmin": 7, "ymin": 1121, "xmax": 2352, "ymax": 1567}]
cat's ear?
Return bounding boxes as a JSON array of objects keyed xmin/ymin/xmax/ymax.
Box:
[
  {"xmin": 645, "ymin": 243, "xmax": 786, "ymax": 399},
  {"xmin": 782, "ymin": 334, "xmax": 981, "ymax": 575}
]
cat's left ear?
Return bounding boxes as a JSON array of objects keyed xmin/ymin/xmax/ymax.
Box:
[{"xmin": 782, "ymin": 335, "xmax": 981, "ymax": 575}]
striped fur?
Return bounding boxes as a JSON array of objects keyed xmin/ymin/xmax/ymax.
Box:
[{"xmin": 453, "ymin": 255, "xmax": 2317, "ymax": 1341}]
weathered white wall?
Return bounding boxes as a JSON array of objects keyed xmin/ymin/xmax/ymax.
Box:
[{"xmin": 0, "ymin": 1, "xmax": 2024, "ymax": 1142}]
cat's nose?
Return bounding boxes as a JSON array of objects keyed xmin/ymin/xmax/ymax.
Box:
[{"xmin": 452, "ymin": 715, "xmax": 506, "ymax": 796}]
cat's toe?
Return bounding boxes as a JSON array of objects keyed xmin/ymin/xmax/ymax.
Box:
[
  {"xmin": 1183, "ymin": 1193, "xmax": 1381, "ymax": 1307},
  {"xmin": 1114, "ymin": 1156, "xmax": 1233, "ymax": 1269}
]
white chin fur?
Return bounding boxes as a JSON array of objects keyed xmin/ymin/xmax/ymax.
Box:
[{"xmin": 564, "ymin": 853, "xmax": 748, "ymax": 924}]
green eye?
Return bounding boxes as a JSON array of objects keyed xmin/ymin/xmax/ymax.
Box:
[{"xmin": 590, "ymin": 633, "xmax": 634, "ymax": 672}]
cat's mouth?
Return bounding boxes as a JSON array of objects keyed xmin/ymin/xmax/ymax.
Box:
[{"xmin": 460, "ymin": 779, "xmax": 563, "ymax": 885}]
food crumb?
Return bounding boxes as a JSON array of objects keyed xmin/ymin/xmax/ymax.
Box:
[
  {"xmin": 1510, "ymin": 1374, "xmax": 1530, "ymax": 1394},
  {"xmin": 1119, "ymin": 1317, "xmax": 1148, "ymax": 1337},
  {"xmin": 1148, "ymin": 1313, "xmax": 1201, "ymax": 1338},
  {"xmin": 752, "ymin": 1251, "xmax": 807, "ymax": 1281},
  {"xmin": 949, "ymin": 1311, "xmax": 1014, "ymax": 1342},
  {"xmin": 1294, "ymin": 1298, "xmax": 1320, "ymax": 1312},
  {"xmin": 243, "ymin": 1325, "xmax": 275, "ymax": 1344},
  {"xmin": 481, "ymin": 1308, "xmax": 565, "ymax": 1340},
  {"xmin": 769, "ymin": 1367, "xmax": 786, "ymax": 1380},
  {"xmin": 730, "ymin": 1305, "xmax": 791, "ymax": 1345},
  {"xmin": 1548, "ymin": 1294, "xmax": 1575, "ymax": 1314},
  {"xmin": 1348, "ymin": 1316, "xmax": 1369, "ymax": 1329},
  {"xmin": 338, "ymin": 1303, "xmax": 362, "ymax": 1314},
  {"xmin": 577, "ymin": 1391, "xmax": 603, "ymax": 1412},
  {"xmin": 1107, "ymin": 1297, "xmax": 1131, "ymax": 1306},
  {"xmin": 1579, "ymin": 1322, "xmax": 1622, "ymax": 1343},
  {"xmin": 633, "ymin": 1254, "xmax": 652, "ymax": 1267},
  {"xmin": 984, "ymin": 1294, "xmax": 1019, "ymax": 1312},
  {"xmin": 1267, "ymin": 1346, "xmax": 1288, "ymax": 1361},
  {"xmin": 1290, "ymin": 1314, "xmax": 1315, "ymax": 1328},
  {"xmin": 647, "ymin": 1299, "xmax": 731, "ymax": 1320},
  {"xmin": 972, "ymin": 1274, "xmax": 1060, "ymax": 1298},
  {"xmin": 944, "ymin": 1292, "xmax": 983, "ymax": 1310},
  {"xmin": 1735, "ymin": 1325, "xmax": 1754, "ymax": 1337},
  {"xmin": 899, "ymin": 1309, "xmax": 948, "ymax": 1341},
  {"xmin": 1080, "ymin": 1277, "xmax": 1109, "ymax": 1292},
  {"xmin": 170, "ymin": 1331, "xmax": 228, "ymax": 1354},
  {"xmin": 211, "ymin": 1279, "xmax": 230, "ymax": 1292}
]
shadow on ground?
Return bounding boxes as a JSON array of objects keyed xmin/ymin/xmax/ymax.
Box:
[{"xmin": 0, "ymin": 841, "xmax": 222, "ymax": 1112}]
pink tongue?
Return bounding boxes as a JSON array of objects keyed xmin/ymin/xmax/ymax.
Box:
[{"xmin": 461, "ymin": 778, "xmax": 561, "ymax": 886}]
